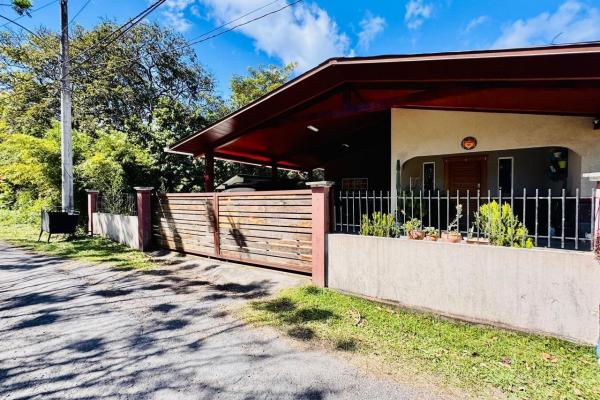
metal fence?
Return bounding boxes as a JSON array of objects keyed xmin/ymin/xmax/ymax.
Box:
[
  {"xmin": 96, "ymin": 193, "xmax": 137, "ymax": 216},
  {"xmin": 334, "ymin": 189, "xmax": 596, "ymax": 251}
]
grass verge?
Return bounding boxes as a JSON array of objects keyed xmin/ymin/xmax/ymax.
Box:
[
  {"xmin": 242, "ymin": 286, "xmax": 600, "ymax": 400},
  {"xmin": 0, "ymin": 222, "xmax": 154, "ymax": 270}
]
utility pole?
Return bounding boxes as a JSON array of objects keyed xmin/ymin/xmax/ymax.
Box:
[{"xmin": 60, "ymin": 0, "xmax": 73, "ymax": 212}]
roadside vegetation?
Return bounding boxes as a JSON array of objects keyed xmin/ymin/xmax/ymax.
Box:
[
  {"xmin": 243, "ymin": 286, "xmax": 600, "ymax": 400},
  {"xmin": 0, "ymin": 210, "xmax": 153, "ymax": 270}
]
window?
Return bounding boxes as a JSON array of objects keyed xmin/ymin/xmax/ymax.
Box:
[
  {"xmin": 498, "ymin": 157, "xmax": 514, "ymax": 194},
  {"xmin": 422, "ymin": 162, "xmax": 435, "ymax": 192}
]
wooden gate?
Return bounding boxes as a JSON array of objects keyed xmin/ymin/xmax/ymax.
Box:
[{"xmin": 152, "ymin": 190, "xmax": 313, "ymax": 273}]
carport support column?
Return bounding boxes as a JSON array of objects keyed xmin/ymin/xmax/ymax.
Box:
[
  {"xmin": 134, "ymin": 187, "xmax": 154, "ymax": 252},
  {"xmin": 204, "ymin": 151, "xmax": 215, "ymax": 192},
  {"xmin": 86, "ymin": 190, "xmax": 99, "ymax": 235},
  {"xmin": 308, "ymin": 181, "xmax": 334, "ymax": 288}
]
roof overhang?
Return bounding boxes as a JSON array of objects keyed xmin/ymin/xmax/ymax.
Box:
[{"xmin": 168, "ymin": 42, "xmax": 600, "ymax": 170}]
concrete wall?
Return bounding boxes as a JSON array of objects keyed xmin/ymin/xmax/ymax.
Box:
[
  {"xmin": 328, "ymin": 234, "xmax": 600, "ymax": 344},
  {"xmin": 391, "ymin": 109, "xmax": 600, "ymax": 196},
  {"xmin": 93, "ymin": 212, "xmax": 139, "ymax": 249}
]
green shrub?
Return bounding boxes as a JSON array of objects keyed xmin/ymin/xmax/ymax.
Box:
[
  {"xmin": 402, "ymin": 218, "xmax": 422, "ymax": 233},
  {"xmin": 474, "ymin": 201, "xmax": 533, "ymax": 248},
  {"xmin": 359, "ymin": 212, "xmax": 400, "ymax": 237}
]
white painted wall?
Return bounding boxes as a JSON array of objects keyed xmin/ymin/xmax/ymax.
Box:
[
  {"xmin": 328, "ymin": 234, "xmax": 600, "ymax": 345},
  {"xmin": 93, "ymin": 212, "xmax": 139, "ymax": 249},
  {"xmin": 391, "ymin": 109, "xmax": 600, "ymax": 195}
]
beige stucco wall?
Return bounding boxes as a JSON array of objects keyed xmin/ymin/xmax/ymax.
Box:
[
  {"xmin": 391, "ymin": 109, "xmax": 600, "ymax": 195},
  {"xmin": 93, "ymin": 212, "xmax": 139, "ymax": 249},
  {"xmin": 328, "ymin": 234, "xmax": 600, "ymax": 344}
]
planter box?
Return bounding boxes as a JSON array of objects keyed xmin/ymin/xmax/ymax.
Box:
[{"xmin": 327, "ymin": 234, "xmax": 600, "ymax": 345}]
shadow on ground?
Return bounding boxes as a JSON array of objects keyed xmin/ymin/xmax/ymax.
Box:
[{"xmin": 0, "ymin": 244, "xmax": 389, "ymax": 400}]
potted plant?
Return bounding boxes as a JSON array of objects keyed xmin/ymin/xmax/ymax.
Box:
[
  {"xmin": 465, "ymin": 227, "xmax": 490, "ymax": 245},
  {"xmin": 441, "ymin": 204, "xmax": 463, "ymax": 243},
  {"xmin": 403, "ymin": 218, "xmax": 424, "ymax": 240},
  {"xmin": 423, "ymin": 226, "xmax": 439, "ymax": 241}
]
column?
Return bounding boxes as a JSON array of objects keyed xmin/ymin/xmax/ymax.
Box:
[
  {"xmin": 134, "ymin": 187, "xmax": 154, "ymax": 251},
  {"xmin": 307, "ymin": 181, "xmax": 335, "ymax": 288},
  {"xmin": 86, "ymin": 190, "xmax": 99, "ymax": 235}
]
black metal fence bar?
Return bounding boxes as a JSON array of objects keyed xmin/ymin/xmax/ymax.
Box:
[
  {"xmin": 334, "ymin": 189, "xmax": 595, "ymax": 251},
  {"xmin": 96, "ymin": 193, "xmax": 137, "ymax": 216}
]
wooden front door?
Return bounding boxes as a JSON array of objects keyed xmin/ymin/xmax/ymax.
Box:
[{"xmin": 444, "ymin": 155, "xmax": 487, "ymax": 194}]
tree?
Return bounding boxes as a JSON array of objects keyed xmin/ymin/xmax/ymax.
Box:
[
  {"xmin": 4, "ymin": 0, "xmax": 32, "ymax": 15},
  {"xmin": 229, "ymin": 63, "xmax": 296, "ymax": 111},
  {"xmin": 0, "ymin": 22, "xmax": 224, "ymax": 194}
]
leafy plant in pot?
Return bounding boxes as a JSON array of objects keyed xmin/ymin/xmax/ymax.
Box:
[
  {"xmin": 402, "ymin": 218, "xmax": 424, "ymax": 240},
  {"xmin": 441, "ymin": 204, "xmax": 463, "ymax": 243},
  {"xmin": 423, "ymin": 226, "xmax": 439, "ymax": 241}
]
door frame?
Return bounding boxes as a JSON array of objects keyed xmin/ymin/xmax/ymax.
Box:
[{"xmin": 443, "ymin": 154, "xmax": 488, "ymax": 192}]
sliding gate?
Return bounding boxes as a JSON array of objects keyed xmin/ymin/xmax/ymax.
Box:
[{"xmin": 152, "ymin": 190, "xmax": 313, "ymax": 273}]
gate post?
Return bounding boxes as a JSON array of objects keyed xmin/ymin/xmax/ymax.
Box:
[
  {"xmin": 583, "ymin": 173, "xmax": 600, "ymax": 254},
  {"xmin": 308, "ymin": 181, "xmax": 334, "ymax": 288},
  {"xmin": 134, "ymin": 187, "xmax": 154, "ymax": 251},
  {"xmin": 86, "ymin": 190, "xmax": 99, "ymax": 235}
]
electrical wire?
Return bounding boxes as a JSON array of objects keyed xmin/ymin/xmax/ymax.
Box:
[
  {"xmin": 0, "ymin": 0, "xmax": 57, "ymax": 29},
  {"xmin": 65, "ymin": 0, "xmax": 167, "ymax": 72},
  {"xmin": 70, "ymin": 0, "xmax": 303, "ymax": 75},
  {"xmin": 0, "ymin": 12, "xmax": 42, "ymax": 37},
  {"xmin": 68, "ymin": 0, "xmax": 92, "ymax": 27}
]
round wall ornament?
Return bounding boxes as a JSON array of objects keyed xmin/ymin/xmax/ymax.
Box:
[{"xmin": 461, "ymin": 136, "xmax": 477, "ymax": 150}]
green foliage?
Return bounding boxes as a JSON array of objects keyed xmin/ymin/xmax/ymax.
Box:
[
  {"xmin": 474, "ymin": 201, "xmax": 534, "ymax": 248},
  {"xmin": 230, "ymin": 63, "xmax": 296, "ymax": 110},
  {"xmin": 11, "ymin": 0, "xmax": 32, "ymax": 15},
  {"xmin": 423, "ymin": 226, "xmax": 439, "ymax": 237},
  {"xmin": 0, "ymin": 22, "xmax": 299, "ymax": 215},
  {"xmin": 0, "ymin": 128, "xmax": 61, "ymax": 209},
  {"xmin": 402, "ymin": 217, "xmax": 422, "ymax": 233},
  {"xmin": 244, "ymin": 287, "xmax": 600, "ymax": 400},
  {"xmin": 359, "ymin": 212, "xmax": 400, "ymax": 237},
  {"xmin": 0, "ymin": 215, "xmax": 154, "ymax": 270}
]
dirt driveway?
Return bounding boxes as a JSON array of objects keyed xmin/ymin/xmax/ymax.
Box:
[{"xmin": 0, "ymin": 243, "xmax": 451, "ymax": 399}]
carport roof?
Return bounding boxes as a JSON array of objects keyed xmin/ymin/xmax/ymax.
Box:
[{"xmin": 167, "ymin": 42, "xmax": 600, "ymax": 170}]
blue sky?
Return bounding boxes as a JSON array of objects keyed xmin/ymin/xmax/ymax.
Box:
[{"xmin": 9, "ymin": 0, "xmax": 600, "ymax": 96}]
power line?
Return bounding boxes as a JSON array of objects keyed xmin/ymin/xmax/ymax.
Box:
[
  {"xmin": 68, "ymin": 0, "xmax": 92, "ymax": 27},
  {"xmin": 67, "ymin": 0, "xmax": 167, "ymax": 69},
  {"xmin": 0, "ymin": 0, "xmax": 57, "ymax": 29},
  {"xmin": 71, "ymin": 0, "xmax": 302, "ymax": 75},
  {"xmin": 0, "ymin": 12, "xmax": 41, "ymax": 37}
]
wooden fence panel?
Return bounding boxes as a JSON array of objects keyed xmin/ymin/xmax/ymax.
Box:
[
  {"xmin": 152, "ymin": 190, "xmax": 313, "ymax": 274},
  {"xmin": 152, "ymin": 194, "xmax": 216, "ymax": 257}
]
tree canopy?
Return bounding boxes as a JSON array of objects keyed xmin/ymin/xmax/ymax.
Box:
[{"xmin": 0, "ymin": 21, "xmax": 296, "ymax": 213}]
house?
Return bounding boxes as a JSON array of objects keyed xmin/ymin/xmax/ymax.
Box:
[
  {"xmin": 91, "ymin": 42, "xmax": 600, "ymax": 344},
  {"xmin": 167, "ymin": 42, "xmax": 600, "ymax": 250}
]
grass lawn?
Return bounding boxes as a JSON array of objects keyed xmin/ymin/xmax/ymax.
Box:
[
  {"xmin": 0, "ymin": 222, "xmax": 155, "ymax": 270},
  {"xmin": 243, "ymin": 286, "xmax": 600, "ymax": 400}
]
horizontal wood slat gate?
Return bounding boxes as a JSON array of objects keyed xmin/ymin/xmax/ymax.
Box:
[{"xmin": 152, "ymin": 190, "xmax": 313, "ymax": 273}]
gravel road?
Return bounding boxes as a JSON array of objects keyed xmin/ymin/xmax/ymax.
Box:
[{"xmin": 0, "ymin": 243, "xmax": 454, "ymax": 400}]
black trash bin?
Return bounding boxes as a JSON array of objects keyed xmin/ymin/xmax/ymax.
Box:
[{"xmin": 38, "ymin": 210, "xmax": 79, "ymax": 242}]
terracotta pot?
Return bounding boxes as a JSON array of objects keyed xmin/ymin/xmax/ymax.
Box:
[
  {"xmin": 424, "ymin": 234, "xmax": 438, "ymax": 241},
  {"xmin": 441, "ymin": 231, "xmax": 462, "ymax": 243},
  {"xmin": 466, "ymin": 237, "xmax": 490, "ymax": 245},
  {"xmin": 407, "ymin": 230, "xmax": 425, "ymax": 240}
]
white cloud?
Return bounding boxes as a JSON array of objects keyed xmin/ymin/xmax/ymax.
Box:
[
  {"xmin": 463, "ymin": 15, "xmax": 488, "ymax": 35},
  {"xmin": 357, "ymin": 13, "xmax": 386, "ymax": 51},
  {"xmin": 162, "ymin": 0, "xmax": 195, "ymax": 32},
  {"xmin": 196, "ymin": 0, "xmax": 351, "ymax": 71},
  {"xmin": 493, "ymin": 1, "xmax": 600, "ymax": 48},
  {"xmin": 405, "ymin": 0, "xmax": 432, "ymax": 30}
]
